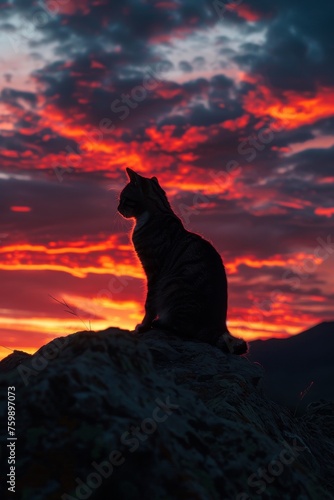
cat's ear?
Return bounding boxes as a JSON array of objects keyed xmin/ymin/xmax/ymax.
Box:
[
  {"xmin": 151, "ymin": 176, "xmax": 165, "ymax": 195},
  {"xmin": 126, "ymin": 168, "xmax": 138, "ymax": 182}
]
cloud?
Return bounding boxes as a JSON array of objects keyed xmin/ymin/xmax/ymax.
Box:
[{"xmin": 235, "ymin": 0, "xmax": 334, "ymax": 92}]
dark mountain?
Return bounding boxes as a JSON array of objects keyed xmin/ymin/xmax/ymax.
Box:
[{"xmin": 248, "ymin": 321, "xmax": 334, "ymax": 413}]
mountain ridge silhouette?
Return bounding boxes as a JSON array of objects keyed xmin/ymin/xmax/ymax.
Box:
[{"xmin": 248, "ymin": 321, "xmax": 334, "ymax": 412}]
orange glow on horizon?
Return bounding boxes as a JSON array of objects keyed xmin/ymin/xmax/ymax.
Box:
[
  {"xmin": 0, "ymin": 236, "xmax": 131, "ymax": 256},
  {"xmin": 0, "ymin": 345, "xmax": 37, "ymax": 362},
  {"xmin": 0, "ymin": 311, "xmax": 318, "ymax": 361}
]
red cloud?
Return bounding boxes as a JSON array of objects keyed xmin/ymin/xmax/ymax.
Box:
[
  {"xmin": 227, "ymin": 3, "xmax": 264, "ymax": 22},
  {"xmin": 222, "ymin": 114, "xmax": 250, "ymax": 131},
  {"xmin": 243, "ymin": 85, "xmax": 334, "ymax": 128},
  {"xmin": 10, "ymin": 206, "xmax": 32, "ymax": 212},
  {"xmin": 315, "ymin": 207, "xmax": 334, "ymax": 218}
]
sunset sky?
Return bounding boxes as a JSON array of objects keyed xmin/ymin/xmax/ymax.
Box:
[{"xmin": 1, "ymin": 0, "xmax": 334, "ymax": 359}]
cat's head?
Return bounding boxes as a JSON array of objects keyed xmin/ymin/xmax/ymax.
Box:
[{"xmin": 118, "ymin": 168, "xmax": 171, "ymax": 219}]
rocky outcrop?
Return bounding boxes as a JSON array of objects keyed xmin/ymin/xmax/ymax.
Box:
[
  {"xmin": 0, "ymin": 350, "xmax": 32, "ymax": 374},
  {"xmin": 0, "ymin": 328, "xmax": 333, "ymax": 499}
]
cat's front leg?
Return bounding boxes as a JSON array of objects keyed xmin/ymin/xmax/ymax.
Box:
[
  {"xmin": 135, "ymin": 309, "xmax": 156, "ymax": 332},
  {"xmin": 135, "ymin": 286, "xmax": 157, "ymax": 333},
  {"xmin": 135, "ymin": 320, "xmax": 153, "ymax": 333}
]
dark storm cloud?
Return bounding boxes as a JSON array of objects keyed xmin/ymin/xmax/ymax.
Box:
[
  {"xmin": 31, "ymin": 51, "xmax": 243, "ymax": 143},
  {"xmin": 268, "ymin": 127, "xmax": 314, "ymax": 149},
  {"xmin": 179, "ymin": 61, "xmax": 193, "ymax": 73},
  {"xmin": 5, "ymin": 0, "xmax": 217, "ymax": 54},
  {"xmin": 27, "ymin": 47, "xmax": 175, "ymax": 132},
  {"xmin": 157, "ymin": 75, "xmax": 242, "ymax": 128},
  {"xmin": 5, "ymin": 0, "xmax": 334, "ymax": 98},
  {"xmin": 290, "ymin": 146, "xmax": 334, "ymax": 178},
  {"xmin": 235, "ymin": 0, "xmax": 334, "ymax": 92},
  {"xmin": 260, "ymin": 145, "xmax": 334, "ymax": 211},
  {"xmin": 1, "ymin": 88, "xmax": 37, "ymax": 107},
  {"xmin": 192, "ymin": 56, "xmax": 205, "ymax": 69},
  {"xmin": 0, "ymin": 128, "xmax": 78, "ymax": 156},
  {"xmin": 314, "ymin": 116, "xmax": 334, "ymax": 136}
]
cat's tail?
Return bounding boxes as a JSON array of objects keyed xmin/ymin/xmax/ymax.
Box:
[{"xmin": 216, "ymin": 330, "xmax": 248, "ymax": 355}]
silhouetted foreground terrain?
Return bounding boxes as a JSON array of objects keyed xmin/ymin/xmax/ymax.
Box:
[
  {"xmin": 0, "ymin": 328, "xmax": 333, "ymax": 499},
  {"xmin": 249, "ymin": 321, "xmax": 334, "ymax": 413}
]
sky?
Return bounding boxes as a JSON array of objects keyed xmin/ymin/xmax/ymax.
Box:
[{"xmin": 0, "ymin": 0, "xmax": 334, "ymax": 359}]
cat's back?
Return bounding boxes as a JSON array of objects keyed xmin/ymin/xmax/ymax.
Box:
[
  {"xmin": 170, "ymin": 226, "xmax": 225, "ymax": 272},
  {"xmin": 157, "ymin": 225, "xmax": 227, "ymax": 304}
]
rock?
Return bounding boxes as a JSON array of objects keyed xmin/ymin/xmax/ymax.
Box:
[
  {"xmin": 0, "ymin": 350, "xmax": 32, "ymax": 373},
  {"xmin": 0, "ymin": 327, "xmax": 333, "ymax": 499}
]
